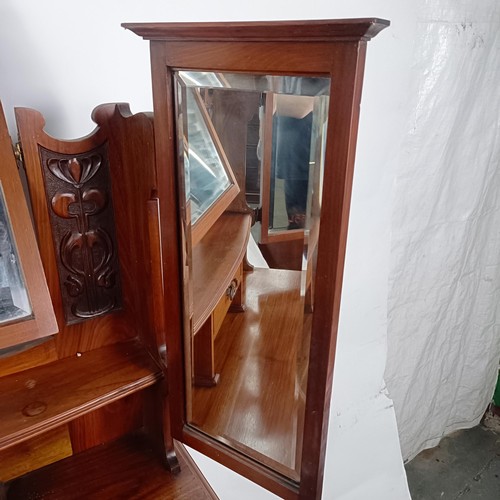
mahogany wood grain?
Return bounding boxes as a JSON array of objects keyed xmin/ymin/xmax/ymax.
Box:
[
  {"xmin": 193, "ymin": 315, "xmax": 218, "ymax": 387},
  {"xmin": 6, "ymin": 434, "xmax": 217, "ymax": 500},
  {"xmin": 163, "ymin": 41, "xmax": 344, "ymax": 76},
  {"xmin": 258, "ymin": 238, "xmax": 304, "ymax": 271},
  {"xmin": 10, "ymin": 104, "xmax": 175, "ymax": 476},
  {"xmin": 16, "ymin": 107, "xmax": 125, "ymax": 354},
  {"xmin": 15, "ymin": 104, "xmax": 158, "ymax": 358},
  {"xmin": 149, "ymin": 45, "xmax": 187, "ymax": 440},
  {"xmin": 191, "ymin": 268, "xmax": 306, "ymax": 480},
  {"xmin": 299, "ymin": 41, "xmax": 370, "ymax": 499},
  {"xmin": 0, "ymin": 425, "xmax": 72, "ymax": 482},
  {"xmin": 147, "ymin": 196, "xmax": 167, "ymax": 359},
  {"xmin": 146, "ymin": 196, "xmax": 179, "ymax": 471},
  {"xmin": 192, "ymin": 261, "xmax": 244, "ymax": 386},
  {"xmin": 191, "ymin": 214, "xmax": 248, "ymax": 386},
  {"xmin": 123, "ymin": 18, "xmax": 389, "ymax": 42},
  {"xmin": 213, "ymin": 262, "xmax": 243, "ymax": 332},
  {"xmin": 68, "ymin": 392, "xmax": 144, "ymax": 453},
  {"xmin": 0, "ymin": 340, "xmax": 161, "ymax": 451},
  {"xmin": 192, "ymin": 212, "xmax": 251, "ymax": 333},
  {"xmin": 142, "ymin": 381, "xmax": 180, "ymax": 473},
  {"xmin": 0, "ymin": 337, "xmax": 57, "ymax": 378},
  {"xmin": 0, "ymin": 103, "xmax": 57, "ymax": 349},
  {"xmin": 92, "ymin": 103, "xmax": 159, "ymax": 357},
  {"xmin": 125, "ymin": 18, "xmax": 389, "ymax": 500}
]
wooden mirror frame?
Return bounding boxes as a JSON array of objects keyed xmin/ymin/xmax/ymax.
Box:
[
  {"xmin": 124, "ymin": 19, "xmax": 389, "ymax": 499},
  {"xmin": 0, "ymin": 103, "xmax": 57, "ymax": 350}
]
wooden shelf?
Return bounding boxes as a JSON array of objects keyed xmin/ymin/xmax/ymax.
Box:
[
  {"xmin": 192, "ymin": 212, "xmax": 251, "ymax": 333},
  {"xmin": 6, "ymin": 433, "xmax": 217, "ymax": 499},
  {"xmin": 0, "ymin": 340, "xmax": 162, "ymax": 451}
]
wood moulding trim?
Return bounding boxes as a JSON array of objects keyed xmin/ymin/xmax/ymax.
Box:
[
  {"xmin": 122, "ymin": 18, "xmax": 390, "ymax": 42},
  {"xmin": 0, "ymin": 340, "xmax": 162, "ymax": 451}
]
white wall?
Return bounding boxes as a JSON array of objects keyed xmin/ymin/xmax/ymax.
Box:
[{"xmin": 0, "ymin": 1, "xmax": 413, "ymax": 498}]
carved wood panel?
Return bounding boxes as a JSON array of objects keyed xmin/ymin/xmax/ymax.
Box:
[{"xmin": 39, "ymin": 144, "xmax": 122, "ymax": 325}]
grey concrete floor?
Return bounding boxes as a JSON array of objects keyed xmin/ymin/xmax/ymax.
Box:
[{"xmin": 405, "ymin": 412, "xmax": 500, "ymax": 499}]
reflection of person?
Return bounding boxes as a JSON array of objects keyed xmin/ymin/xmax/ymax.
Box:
[
  {"xmin": 272, "ymin": 108, "xmax": 312, "ymax": 229},
  {"xmin": 271, "ymin": 78, "xmax": 327, "ymax": 230}
]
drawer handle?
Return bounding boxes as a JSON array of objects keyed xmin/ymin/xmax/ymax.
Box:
[{"xmin": 226, "ymin": 279, "xmax": 238, "ymax": 300}]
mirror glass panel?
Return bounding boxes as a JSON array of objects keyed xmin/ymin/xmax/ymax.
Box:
[
  {"xmin": 175, "ymin": 71, "xmax": 330, "ymax": 480},
  {"xmin": 0, "ymin": 185, "xmax": 32, "ymax": 324},
  {"xmin": 182, "ymin": 86, "xmax": 232, "ymax": 225}
]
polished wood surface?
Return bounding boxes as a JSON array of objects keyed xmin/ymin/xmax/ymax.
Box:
[
  {"xmin": 192, "ymin": 212, "xmax": 251, "ymax": 333},
  {"xmin": 123, "ymin": 18, "xmax": 389, "ymax": 42},
  {"xmin": 0, "ymin": 338, "xmax": 57, "ymax": 377},
  {"xmin": 6, "ymin": 434, "xmax": 218, "ymax": 500},
  {"xmin": 192, "ymin": 213, "xmax": 249, "ymax": 386},
  {"xmin": 16, "ymin": 103, "xmax": 158, "ymax": 357},
  {"xmin": 191, "ymin": 268, "xmax": 309, "ymax": 480},
  {"xmin": 193, "ymin": 315, "xmax": 219, "ymax": 387},
  {"xmin": 0, "ymin": 340, "xmax": 161, "ymax": 451},
  {"xmin": 299, "ymin": 41, "xmax": 370, "ymax": 499},
  {"xmin": 192, "ymin": 261, "xmax": 243, "ymax": 387},
  {"xmin": 7, "ymin": 103, "xmax": 175, "ymax": 481},
  {"xmin": 68, "ymin": 392, "xmax": 144, "ymax": 453},
  {"xmin": 0, "ymin": 426, "xmax": 72, "ymax": 482},
  {"xmin": 0, "ymin": 102, "xmax": 57, "ymax": 349},
  {"xmin": 127, "ymin": 18, "xmax": 389, "ymax": 499},
  {"xmin": 258, "ymin": 238, "xmax": 304, "ymax": 271}
]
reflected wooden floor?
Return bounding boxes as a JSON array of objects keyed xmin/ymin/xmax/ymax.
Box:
[{"xmin": 191, "ymin": 268, "xmax": 311, "ymax": 480}]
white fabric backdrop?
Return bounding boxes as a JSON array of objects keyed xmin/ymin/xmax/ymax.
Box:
[{"xmin": 385, "ymin": 0, "xmax": 500, "ymax": 461}]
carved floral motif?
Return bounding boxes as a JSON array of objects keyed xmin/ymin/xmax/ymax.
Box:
[{"xmin": 40, "ymin": 145, "xmax": 122, "ymax": 324}]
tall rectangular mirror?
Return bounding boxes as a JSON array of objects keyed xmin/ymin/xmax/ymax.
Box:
[
  {"xmin": 124, "ymin": 18, "xmax": 390, "ymax": 499},
  {"xmin": 175, "ymin": 72, "xmax": 329, "ymax": 481}
]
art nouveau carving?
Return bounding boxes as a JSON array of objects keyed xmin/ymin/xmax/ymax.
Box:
[{"xmin": 39, "ymin": 146, "xmax": 122, "ymax": 324}]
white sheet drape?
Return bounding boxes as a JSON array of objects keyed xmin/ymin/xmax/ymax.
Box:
[{"xmin": 385, "ymin": 1, "xmax": 500, "ymax": 460}]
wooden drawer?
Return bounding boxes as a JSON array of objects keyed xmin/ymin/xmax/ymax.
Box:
[{"xmin": 213, "ymin": 262, "xmax": 243, "ymax": 338}]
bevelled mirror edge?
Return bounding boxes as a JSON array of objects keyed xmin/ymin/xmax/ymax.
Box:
[
  {"xmin": 174, "ymin": 72, "xmax": 330, "ymax": 486},
  {"xmin": 124, "ymin": 19, "xmax": 390, "ymax": 500},
  {"xmin": 0, "ymin": 102, "xmax": 58, "ymax": 351}
]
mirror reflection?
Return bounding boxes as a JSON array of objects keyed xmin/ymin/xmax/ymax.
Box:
[
  {"xmin": 0, "ymin": 186, "xmax": 31, "ymax": 324},
  {"xmin": 183, "ymin": 86, "xmax": 232, "ymax": 225},
  {"xmin": 175, "ymin": 72, "xmax": 330, "ymax": 480}
]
